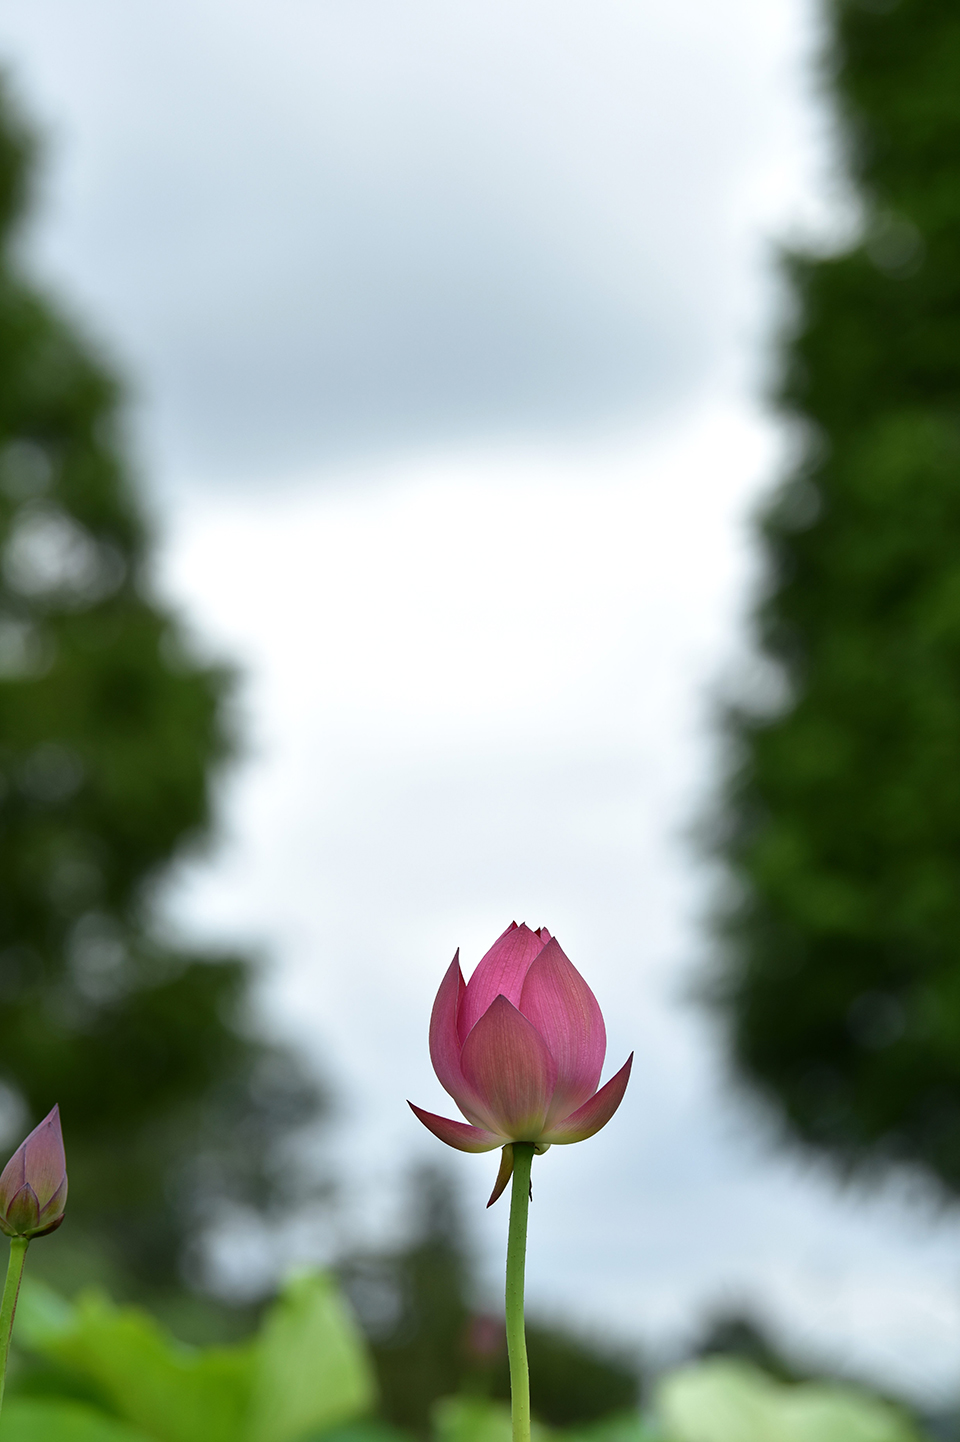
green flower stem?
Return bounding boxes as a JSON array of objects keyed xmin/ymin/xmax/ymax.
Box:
[
  {"xmin": 505, "ymin": 1142, "xmax": 534, "ymax": 1442},
  {"xmin": 0, "ymin": 1236, "xmax": 28, "ymax": 1416}
]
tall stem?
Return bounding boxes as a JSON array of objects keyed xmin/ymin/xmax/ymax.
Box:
[
  {"xmin": 505, "ymin": 1142, "xmax": 534, "ymax": 1442},
  {"xmin": 0, "ymin": 1236, "xmax": 28, "ymax": 1416}
]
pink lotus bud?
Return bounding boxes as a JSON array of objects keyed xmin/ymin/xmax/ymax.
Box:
[
  {"xmin": 409, "ymin": 924, "xmax": 632, "ymax": 1204},
  {"xmin": 0, "ymin": 1106, "xmax": 67, "ymax": 1239},
  {"xmin": 464, "ymin": 1312, "xmax": 506, "ymax": 1362}
]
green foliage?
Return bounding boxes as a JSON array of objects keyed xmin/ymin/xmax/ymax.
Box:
[
  {"xmin": 432, "ymin": 1401, "xmax": 651, "ymax": 1442},
  {"xmin": 8, "ymin": 1270, "xmax": 376, "ymax": 1442},
  {"xmin": 248, "ymin": 1273, "xmax": 378, "ymax": 1442},
  {"xmin": 432, "ymin": 1397, "xmax": 542, "ymax": 1442},
  {"xmin": 656, "ymin": 1359, "xmax": 919, "ymax": 1442},
  {"xmin": 564, "ymin": 1417, "xmax": 651, "ymax": 1442},
  {"xmin": 12, "ymin": 1274, "xmax": 915, "ymax": 1442},
  {"xmin": 712, "ymin": 0, "xmax": 960, "ymax": 1188},
  {"xmin": 305, "ymin": 1424, "xmax": 414, "ymax": 1442},
  {"xmin": 432, "ymin": 1398, "xmax": 515, "ymax": 1442},
  {"xmin": 490, "ymin": 1325, "xmax": 638, "ymax": 1427},
  {"xmin": 432, "ymin": 1398, "xmax": 651, "ymax": 1442},
  {"xmin": 688, "ymin": 1309, "xmax": 802, "ymax": 1387},
  {"xmin": 19, "ymin": 1290, "xmax": 253, "ymax": 1442},
  {"xmin": 0, "ymin": 76, "xmax": 325, "ymax": 1296},
  {"xmin": 0, "ymin": 1398, "xmax": 153, "ymax": 1442}
]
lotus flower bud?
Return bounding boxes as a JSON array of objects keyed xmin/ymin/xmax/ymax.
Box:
[
  {"xmin": 0, "ymin": 1106, "xmax": 67, "ymax": 1239},
  {"xmin": 409, "ymin": 924, "xmax": 632, "ymax": 1204},
  {"xmin": 464, "ymin": 1312, "xmax": 505, "ymax": 1362}
]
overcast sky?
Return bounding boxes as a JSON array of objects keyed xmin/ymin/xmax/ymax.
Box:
[
  {"xmin": 4, "ymin": 0, "xmax": 960, "ymax": 1411},
  {"xmin": 5, "ymin": 0, "xmax": 838, "ymax": 484}
]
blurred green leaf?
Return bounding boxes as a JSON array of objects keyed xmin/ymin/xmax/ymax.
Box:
[
  {"xmin": 18, "ymin": 1286, "xmax": 253, "ymax": 1442},
  {"xmin": 13, "ymin": 1271, "xmax": 377, "ymax": 1442},
  {"xmin": 308, "ymin": 1422, "xmax": 415, "ymax": 1442},
  {"xmin": 248, "ymin": 1271, "xmax": 377, "ymax": 1442},
  {"xmin": 13, "ymin": 1276, "xmax": 77, "ymax": 1348},
  {"xmin": 432, "ymin": 1397, "xmax": 552, "ymax": 1442},
  {"xmin": 0, "ymin": 1397, "xmax": 153, "ymax": 1442},
  {"xmin": 564, "ymin": 1413, "xmax": 653, "ymax": 1442},
  {"xmin": 433, "ymin": 1398, "xmax": 514, "ymax": 1442},
  {"xmin": 657, "ymin": 1359, "xmax": 919, "ymax": 1442}
]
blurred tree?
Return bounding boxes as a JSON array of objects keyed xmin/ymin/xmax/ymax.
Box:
[
  {"xmin": 0, "ymin": 77, "xmax": 325, "ymax": 1305},
  {"xmin": 690, "ymin": 1310, "xmax": 799, "ymax": 1386},
  {"xmin": 340, "ymin": 1168, "xmax": 474, "ymax": 1437},
  {"xmin": 490, "ymin": 1322, "xmax": 638, "ymax": 1427},
  {"xmin": 712, "ymin": 0, "xmax": 960, "ymax": 1191},
  {"xmin": 341, "ymin": 1167, "xmax": 639, "ymax": 1437}
]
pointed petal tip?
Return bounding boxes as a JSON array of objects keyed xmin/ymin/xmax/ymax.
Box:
[
  {"xmin": 407, "ymin": 1101, "xmax": 504, "ymax": 1153},
  {"xmin": 460, "ymin": 923, "xmax": 552, "ymax": 1036},
  {"xmin": 22, "ymin": 1104, "xmax": 67, "ymax": 1207},
  {"xmin": 539, "ymin": 1052, "xmax": 633, "ymax": 1145}
]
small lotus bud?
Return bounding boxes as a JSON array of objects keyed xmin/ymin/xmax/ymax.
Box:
[
  {"xmin": 464, "ymin": 1313, "xmax": 505, "ymax": 1362},
  {"xmin": 0, "ymin": 1106, "xmax": 67, "ymax": 1240}
]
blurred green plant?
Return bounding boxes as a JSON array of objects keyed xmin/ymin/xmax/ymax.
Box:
[
  {"xmin": 3, "ymin": 1270, "xmax": 376, "ymax": 1442},
  {"xmin": 687, "ymin": 1308, "xmax": 801, "ymax": 1387},
  {"xmin": 656, "ymin": 1358, "xmax": 919, "ymax": 1442},
  {"xmin": 432, "ymin": 1363, "xmax": 914, "ymax": 1442},
  {"xmin": 2, "ymin": 1269, "xmax": 648, "ymax": 1442},
  {"xmin": 0, "ymin": 75, "xmax": 325, "ymax": 1303},
  {"xmin": 489, "ymin": 1323, "xmax": 637, "ymax": 1428},
  {"xmin": 710, "ymin": 0, "xmax": 960, "ymax": 1190},
  {"xmin": 0, "ymin": 1270, "xmax": 918, "ymax": 1442}
]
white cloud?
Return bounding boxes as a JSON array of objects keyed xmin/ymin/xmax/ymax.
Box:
[{"xmin": 1, "ymin": 0, "xmax": 830, "ymax": 482}]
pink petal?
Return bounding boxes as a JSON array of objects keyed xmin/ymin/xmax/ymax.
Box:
[
  {"xmin": 519, "ymin": 939, "xmax": 605, "ymax": 1125},
  {"xmin": 429, "ymin": 952, "xmax": 466, "ymax": 1097},
  {"xmin": 407, "ymin": 1102, "xmax": 504, "ymax": 1152},
  {"xmin": 539, "ymin": 1054, "xmax": 633, "ymax": 1144},
  {"xmin": 486, "ymin": 1145, "xmax": 515, "ymax": 1208},
  {"xmin": 23, "ymin": 1106, "xmax": 66, "ymax": 1209},
  {"xmin": 0, "ymin": 1105, "xmax": 66, "ymax": 1215},
  {"xmin": 0, "ymin": 1141, "xmax": 25, "ymax": 1211},
  {"xmin": 5, "ymin": 1183, "xmax": 40, "ymax": 1236},
  {"xmin": 38, "ymin": 1175, "xmax": 67, "ymax": 1224},
  {"xmin": 460, "ymin": 995, "xmax": 558, "ymax": 1140},
  {"xmin": 459, "ymin": 923, "xmax": 550, "ymax": 1041},
  {"xmin": 428, "ymin": 953, "xmax": 499, "ymax": 1130}
]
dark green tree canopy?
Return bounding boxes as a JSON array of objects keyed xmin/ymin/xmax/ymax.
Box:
[
  {"xmin": 713, "ymin": 0, "xmax": 960, "ymax": 1193},
  {"xmin": 0, "ymin": 77, "xmax": 324, "ymax": 1302}
]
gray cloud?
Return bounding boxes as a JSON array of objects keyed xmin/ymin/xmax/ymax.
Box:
[{"xmin": 1, "ymin": 0, "xmax": 819, "ymax": 484}]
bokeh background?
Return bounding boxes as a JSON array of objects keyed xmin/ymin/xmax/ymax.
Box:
[{"xmin": 1, "ymin": 0, "xmax": 960, "ymax": 1431}]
